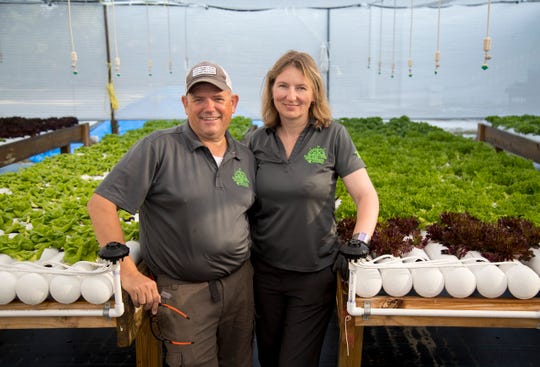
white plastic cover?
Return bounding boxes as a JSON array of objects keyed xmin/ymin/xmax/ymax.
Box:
[{"xmin": 0, "ymin": 2, "xmax": 539, "ymax": 120}]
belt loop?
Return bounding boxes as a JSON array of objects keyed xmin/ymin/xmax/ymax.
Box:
[{"xmin": 208, "ymin": 280, "xmax": 221, "ymax": 303}]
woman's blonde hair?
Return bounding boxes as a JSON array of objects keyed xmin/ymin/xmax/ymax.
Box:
[{"xmin": 261, "ymin": 50, "xmax": 332, "ymax": 129}]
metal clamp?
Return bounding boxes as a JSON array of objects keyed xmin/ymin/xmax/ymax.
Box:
[
  {"xmin": 102, "ymin": 302, "xmax": 111, "ymax": 319},
  {"xmin": 363, "ymin": 300, "xmax": 371, "ymax": 320}
]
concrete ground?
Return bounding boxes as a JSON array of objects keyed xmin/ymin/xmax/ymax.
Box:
[{"xmin": 1, "ymin": 310, "xmax": 538, "ymax": 367}]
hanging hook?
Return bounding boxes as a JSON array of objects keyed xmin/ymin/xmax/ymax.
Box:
[
  {"xmin": 482, "ymin": 0, "xmax": 493, "ymax": 70},
  {"xmin": 434, "ymin": 0, "xmax": 442, "ymax": 75},
  {"xmin": 67, "ymin": 0, "xmax": 78, "ymax": 75},
  {"xmin": 482, "ymin": 36, "xmax": 492, "ymax": 70},
  {"xmin": 71, "ymin": 51, "xmax": 78, "ymax": 75},
  {"xmin": 408, "ymin": 0, "xmax": 414, "ymax": 77}
]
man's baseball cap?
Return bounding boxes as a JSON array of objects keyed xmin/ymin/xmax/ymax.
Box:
[{"xmin": 185, "ymin": 61, "xmax": 232, "ymax": 93}]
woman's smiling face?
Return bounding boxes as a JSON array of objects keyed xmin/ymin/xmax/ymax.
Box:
[{"xmin": 271, "ymin": 65, "xmax": 314, "ymax": 124}]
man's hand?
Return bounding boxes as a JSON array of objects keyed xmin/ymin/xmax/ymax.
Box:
[{"xmin": 121, "ymin": 265, "xmax": 161, "ymax": 315}]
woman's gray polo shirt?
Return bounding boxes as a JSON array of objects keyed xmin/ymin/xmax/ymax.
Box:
[
  {"xmin": 95, "ymin": 123, "xmax": 256, "ymax": 282},
  {"xmin": 247, "ymin": 121, "xmax": 365, "ymax": 272}
]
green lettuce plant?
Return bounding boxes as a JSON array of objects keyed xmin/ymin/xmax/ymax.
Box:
[
  {"xmin": 1, "ymin": 115, "xmax": 539, "ymax": 264},
  {"xmin": 485, "ymin": 114, "xmax": 540, "ymax": 135},
  {"xmin": 335, "ymin": 116, "xmax": 540, "ymax": 226}
]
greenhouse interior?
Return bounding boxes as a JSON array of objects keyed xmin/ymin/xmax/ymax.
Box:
[
  {"xmin": 1, "ymin": 1, "xmax": 539, "ymax": 367},
  {"xmin": 1, "ymin": 0, "xmax": 539, "ymax": 120}
]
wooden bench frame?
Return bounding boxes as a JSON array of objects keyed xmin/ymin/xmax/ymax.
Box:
[
  {"xmin": 477, "ymin": 123, "xmax": 540, "ymax": 163},
  {"xmin": 336, "ymin": 278, "xmax": 540, "ymax": 367},
  {"xmin": 0, "ymin": 123, "xmax": 91, "ymax": 167},
  {"xmin": 0, "ymin": 290, "xmax": 162, "ymax": 366},
  {"xmin": 0, "ymin": 261, "xmax": 163, "ymax": 366}
]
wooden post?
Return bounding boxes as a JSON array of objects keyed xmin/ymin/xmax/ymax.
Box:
[
  {"xmin": 132, "ymin": 262, "xmax": 162, "ymax": 366},
  {"xmin": 81, "ymin": 122, "xmax": 91, "ymax": 146},
  {"xmin": 60, "ymin": 123, "xmax": 88, "ymax": 153},
  {"xmin": 477, "ymin": 123, "xmax": 486, "ymax": 142},
  {"xmin": 477, "ymin": 123, "xmax": 540, "ymax": 162},
  {"xmin": 336, "ymin": 277, "xmax": 364, "ymax": 367},
  {"xmin": 135, "ymin": 312, "xmax": 162, "ymax": 367}
]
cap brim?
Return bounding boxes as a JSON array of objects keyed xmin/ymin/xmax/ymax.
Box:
[{"xmin": 187, "ymin": 78, "xmax": 230, "ymax": 93}]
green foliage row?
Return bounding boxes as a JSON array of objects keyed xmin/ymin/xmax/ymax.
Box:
[
  {"xmin": 1, "ymin": 116, "xmax": 539, "ymax": 263},
  {"xmin": 0, "ymin": 119, "xmax": 185, "ymax": 263},
  {"xmin": 335, "ymin": 116, "xmax": 540, "ymax": 226},
  {"xmin": 0, "ymin": 117, "xmax": 253, "ymax": 263},
  {"xmin": 485, "ymin": 114, "xmax": 540, "ymax": 135}
]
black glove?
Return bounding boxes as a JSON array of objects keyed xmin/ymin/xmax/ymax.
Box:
[
  {"xmin": 340, "ymin": 238, "xmax": 370, "ymax": 261},
  {"xmin": 332, "ymin": 252, "xmax": 350, "ymax": 280},
  {"xmin": 332, "ymin": 238, "xmax": 370, "ymax": 281}
]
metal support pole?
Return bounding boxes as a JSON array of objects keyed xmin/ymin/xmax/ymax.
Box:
[{"xmin": 103, "ymin": 4, "xmax": 118, "ymax": 135}]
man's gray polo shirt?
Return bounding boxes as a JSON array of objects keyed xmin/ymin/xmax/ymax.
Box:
[{"xmin": 95, "ymin": 123, "xmax": 256, "ymax": 282}]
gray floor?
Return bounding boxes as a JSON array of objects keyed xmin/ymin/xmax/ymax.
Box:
[{"xmin": 1, "ymin": 310, "xmax": 539, "ymax": 367}]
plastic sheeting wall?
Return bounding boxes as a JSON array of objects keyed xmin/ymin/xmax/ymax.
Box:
[{"xmin": 0, "ymin": 2, "xmax": 539, "ymax": 120}]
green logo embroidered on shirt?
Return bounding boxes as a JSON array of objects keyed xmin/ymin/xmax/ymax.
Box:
[
  {"xmin": 232, "ymin": 168, "xmax": 250, "ymax": 187},
  {"xmin": 304, "ymin": 146, "xmax": 327, "ymax": 164}
]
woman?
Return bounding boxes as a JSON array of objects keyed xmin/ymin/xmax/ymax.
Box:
[{"xmin": 246, "ymin": 50, "xmax": 379, "ymax": 366}]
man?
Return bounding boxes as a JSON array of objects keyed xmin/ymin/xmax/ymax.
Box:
[{"xmin": 87, "ymin": 61, "xmax": 256, "ymax": 367}]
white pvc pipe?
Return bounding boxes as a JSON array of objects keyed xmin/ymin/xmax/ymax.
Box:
[
  {"xmin": 0, "ymin": 263, "xmax": 125, "ymax": 318},
  {"xmin": 109, "ymin": 265, "xmax": 125, "ymax": 317},
  {"xmin": 346, "ymin": 301, "xmax": 540, "ymax": 319},
  {"xmin": 347, "ymin": 266, "xmax": 540, "ymax": 320}
]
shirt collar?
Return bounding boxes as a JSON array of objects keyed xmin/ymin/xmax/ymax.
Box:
[{"xmin": 181, "ymin": 122, "xmax": 239, "ymax": 160}]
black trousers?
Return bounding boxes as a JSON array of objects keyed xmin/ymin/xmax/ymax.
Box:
[{"xmin": 253, "ymin": 258, "xmax": 336, "ymax": 367}]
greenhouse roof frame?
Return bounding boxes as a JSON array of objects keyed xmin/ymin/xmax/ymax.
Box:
[
  {"xmin": 1, "ymin": 0, "xmax": 539, "ymax": 120},
  {"xmin": 2, "ymin": 0, "xmax": 539, "ymax": 10}
]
